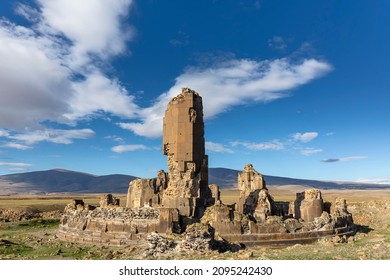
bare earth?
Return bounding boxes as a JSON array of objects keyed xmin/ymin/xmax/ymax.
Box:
[{"xmin": 0, "ymin": 187, "xmax": 389, "ymax": 260}]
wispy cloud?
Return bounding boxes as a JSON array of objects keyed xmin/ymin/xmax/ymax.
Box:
[
  {"xmin": 268, "ymin": 36, "xmax": 288, "ymax": 51},
  {"xmin": 105, "ymin": 135, "xmax": 125, "ymax": 143},
  {"xmin": 292, "ymin": 132, "xmax": 319, "ymax": 143},
  {"xmin": 231, "ymin": 132, "xmax": 323, "ymax": 155},
  {"xmin": 111, "ymin": 144, "xmax": 149, "ymax": 154},
  {"xmin": 9, "ymin": 129, "xmax": 95, "ymax": 145},
  {"xmin": 0, "ymin": 130, "xmax": 10, "ymax": 137},
  {"xmin": 231, "ymin": 140, "xmax": 285, "ymax": 151},
  {"xmin": 321, "ymin": 156, "xmax": 367, "ymax": 163},
  {"xmin": 169, "ymin": 31, "xmax": 189, "ymax": 47},
  {"xmin": 3, "ymin": 143, "xmax": 32, "ymax": 150},
  {"xmin": 205, "ymin": 141, "xmax": 234, "ymax": 153},
  {"xmin": 121, "ymin": 58, "xmax": 332, "ymax": 138},
  {"xmin": 0, "ymin": 162, "xmax": 33, "ymax": 167},
  {"xmin": 300, "ymin": 148, "xmax": 323, "ymax": 156},
  {"xmin": 356, "ymin": 177, "xmax": 390, "ymax": 185},
  {"xmin": 8, "ymin": 167, "xmax": 28, "ymax": 172}
]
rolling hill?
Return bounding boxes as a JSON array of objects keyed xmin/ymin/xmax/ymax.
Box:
[
  {"xmin": 209, "ymin": 168, "xmax": 390, "ymax": 190},
  {"xmin": 0, "ymin": 169, "xmax": 136, "ymax": 195},
  {"xmin": 0, "ymin": 168, "xmax": 389, "ymax": 195}
]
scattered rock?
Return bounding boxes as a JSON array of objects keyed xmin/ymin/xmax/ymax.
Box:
[
  {"xmin": 0, "ymin": 209, "xmax": 63, "ymax": 222},
  {"xmin": 143, "ymin": 232, "xmax": 175, "ymax": 258},
  {"xmin": 178, "ymin": 223, "xmax": 212, "ymax": 253}
]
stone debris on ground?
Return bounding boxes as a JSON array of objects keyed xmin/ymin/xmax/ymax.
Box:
[
  {"xmin": 177, "ymin": 223, "xmax": 213, "ymax": 253},
  {"xmin": 143, "ymin": 232, "xmax": 175, "ymax": 258},
  {"xmin": 0, "ymin": 209, "xmax": 62, "ymax": 222}
]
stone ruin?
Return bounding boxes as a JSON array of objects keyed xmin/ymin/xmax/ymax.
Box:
[{"xmin": 58, "ymin": 88, "xmax": 355, "ymax": 249}]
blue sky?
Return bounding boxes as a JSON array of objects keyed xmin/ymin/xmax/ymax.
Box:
[{"xmin": 0, "ymin": 0, "xmax": 389, "ymax": 184}]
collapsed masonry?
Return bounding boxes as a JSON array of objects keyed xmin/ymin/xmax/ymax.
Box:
[{"xmin": 58, "ymin": 88, "xmax": 355, "ymax": 248}]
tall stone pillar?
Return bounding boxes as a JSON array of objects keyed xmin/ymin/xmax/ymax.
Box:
[{"xmin": 161, "ymin": 88, "xmax": 209, "ymax": 217}]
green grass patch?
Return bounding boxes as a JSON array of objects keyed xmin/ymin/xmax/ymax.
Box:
[
  {"xmin": 0, "ymin": 219, "xmax": 60, "ymax": 232},
  {"xmin": 18, "ymin": 219, "xmax": 60, "ymax": 229},
  {"xmin": 0, "ymin": 241, "xmax": 34, "ymax": 256}
]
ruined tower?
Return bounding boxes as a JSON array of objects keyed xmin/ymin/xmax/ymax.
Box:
[
  {"xmin": 58, "ymin": 88, "xmax": 356, "ymax": 248},
  {"xmin": 161, "ymin": 88, "xmax": 210, "ymax": 217}
]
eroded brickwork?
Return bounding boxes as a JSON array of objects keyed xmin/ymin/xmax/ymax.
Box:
[{"xmin": 162, "ymin": 88, "xmax": 208, "ymax": 200}]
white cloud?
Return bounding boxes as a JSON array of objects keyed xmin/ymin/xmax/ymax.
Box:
[
  {"xmin": 64, "ymin": 71, "xmax": 139, "ymax": 121},
  {"xmin": 3, "ymin": 143, "xmax": 32, "ymax": 150},
  {"xmin": 321, "ymin": 156, "xmax": 367, "ymax": 163},
  {"xmin": 15, "ymin": 3, "xmax": 41, "ymax": 23},
  {"xmin": 111, "ymin": 144, "xmax": 149, "ymax": 154},
  {"xmin": 8, "ymin": 167, "xmax": 28, "ymax": 172},
  {"xmin": 339, "ymin": 156, "xmax": 367, "ymax": 162},
  {"xmin": 231, "ymin": 140, "xmax": 285, "ymax": 151},
  {"xmin": 0, "ymin": 1, "xmax": 136, "ymax": 133},
  {"xmin": 105, "ymin": 135, "xmax": 125, "ymax": 143},
  {"xmin": 0, "ymin": 20, "xmax": 72, "ymax": 130},
  {"xmin": 121, "ymin": 58, "xmax": 332, "ymax": 138},
  {"xmin": 37, "ymin": 0, "xmax": 134, "ymax": 67},
  {"xmin": 356, "ymin": 177, "xmax": 390, "ymax": 185},
  {"xmin": 292, "ymin": 132, "xmax": 319, "ymax": 143},
  {"xmin": 0, "ymin": 130, "xmax": 10, "ymax": 137},
  {"xmin": 300, "ymin": 148, "xmax": 323, "ymax": 156},
  {"xmin": 0, "ymin": 162, "xmax": 32, "ymax": 167},
  {"xmin": 9, "ymin": 129, "xmax": 95, "ymax": 145},
  {"xmin": 205, "ymin": 141, "xmax": 234, "ymax": 153}
]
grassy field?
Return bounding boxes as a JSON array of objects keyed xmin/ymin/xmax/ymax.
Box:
[
  {"xmin": 1, "ymin": 188, "xmax": 390, "ymax": 260},
  {"xmin": 220, "ymin": 187, "xmax": 390, "ymax": 204},
  {"xmin": 0, "ymin": 194, "xmax": 128, "ymax": 211}
]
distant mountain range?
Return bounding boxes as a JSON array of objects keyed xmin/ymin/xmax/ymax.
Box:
[
  {"xmin": 0, "ymin": 169, "xmax": 136, "ymax": 195},
  {"xmin": 0, "ymin": 168, "xmax": 389, "ymax": 195}
]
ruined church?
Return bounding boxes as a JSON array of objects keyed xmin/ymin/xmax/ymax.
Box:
[{"xmin": 58, "ymin": 88, "xmax": 355, "ymax": 248}]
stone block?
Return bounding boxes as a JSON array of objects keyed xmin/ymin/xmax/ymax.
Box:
[
  {"xmin": 107, "ymin": 222, "xmax": 124, "ymax": 232},
  {"xmin": 294, "ymin": 189, "xmax": 324, "ymax": 222}
]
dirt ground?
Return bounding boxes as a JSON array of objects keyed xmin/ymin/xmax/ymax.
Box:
[{"xmin": 0, "ymin": 188, "xmax": 389, "ymax": 260}]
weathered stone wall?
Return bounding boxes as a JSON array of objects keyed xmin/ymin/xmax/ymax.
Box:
[
  {"xmin": 294, "ymin": 189, "xmax": 324, "ymax": 222},
  {"xmin": 331, "ymin": 197, "xmax": 354, "ymax": 228},
  {"xmin": 126, "ymin": 170, "xmax": 167, "ymax": 208},
  {"xmin": 58, "ymin": 199, "xmax": 180, "ymax": 246},
  {"xmin": 163, "ymin": 88, "xmax": 206, "ymax": 173},
  {"xmin": 237, "ymin": 164, "xmax": 274, "ymax": 222},
  {"xmin": 100, "ymin": 194, "xmax": 120, "ymax": 207},
  {"xmin": 162, "ymin": 88, "xmax": 208, "ymax": 204},
  {"xmin": 198, "ymin": 196, "xmax": 355, "ymax": 248}
]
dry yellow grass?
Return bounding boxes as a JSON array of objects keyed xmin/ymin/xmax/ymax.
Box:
[
  {"xmin": 221, "ymin": 187, "xmax": 390, "ymax": 205},
  {"xmin": 0, "ymin": 194, "xmax": 127, "ymax": 211},
  {"xmin": 1, "ymin": 186, "xmax": 389, "ymax": 212}
]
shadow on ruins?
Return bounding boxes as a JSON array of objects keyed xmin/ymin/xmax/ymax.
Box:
[{"xmin": 58, "ymin": 88, "xmax": 356, "ymax": 255}]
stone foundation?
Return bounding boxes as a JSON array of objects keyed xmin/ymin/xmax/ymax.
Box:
[{"xmin": 57, "ymin": 200, "xmax": 180, "ymax": 246}]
